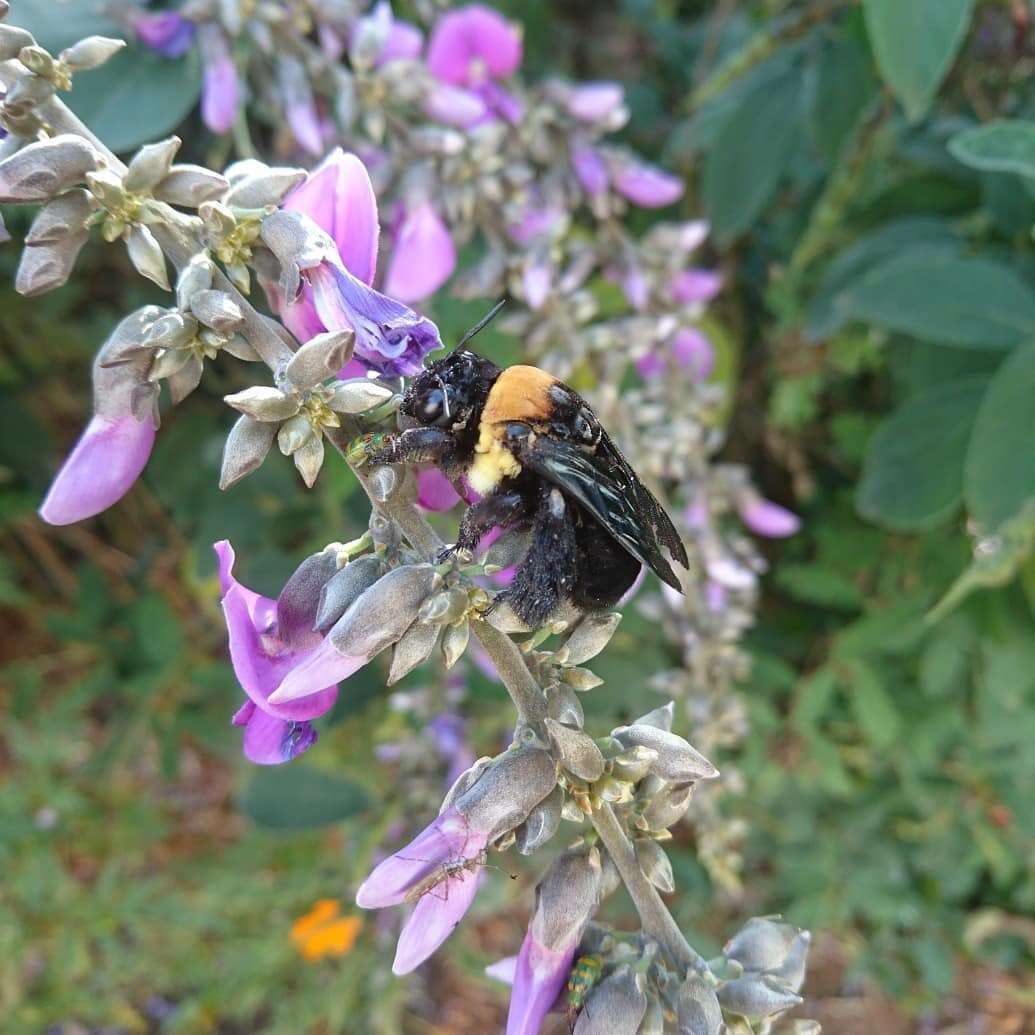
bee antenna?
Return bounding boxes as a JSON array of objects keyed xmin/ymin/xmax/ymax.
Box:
[{"xmin": 453, "ymin": 297, "xmax": 508, "ymax": 353}]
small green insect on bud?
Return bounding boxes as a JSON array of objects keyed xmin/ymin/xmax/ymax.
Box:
[{"xmin": 567, "ymin": 954, "xmax": 604, "ymax": 1028}]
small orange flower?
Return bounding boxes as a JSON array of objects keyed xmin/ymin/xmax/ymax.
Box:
[{"xmin": 290, "ymin": 899, "xmax": 364, "ymax": 961}]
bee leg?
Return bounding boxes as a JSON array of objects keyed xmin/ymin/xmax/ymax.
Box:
[
  {"xmin": 495, "ymin": 487, "xmax": 577, "ymax": 628},
  {"xmin": 363, "ymin": 427, "xmax": 455, "ymax": 466},
  {"xmin": 438, "ymin": 489, "xmax": 531, "ymax": 563}
]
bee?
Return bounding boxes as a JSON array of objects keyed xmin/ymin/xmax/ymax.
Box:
[
  {"xmin": 566, "ymin": 953, "xmax": 604, "ymax": 1030},
  {"xmin": 357, "ymin": 302, "xmax": 689, "ymax": 628}
]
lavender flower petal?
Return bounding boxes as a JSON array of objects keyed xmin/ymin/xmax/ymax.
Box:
[
  {"xmin": 392, "ymin": 868, "xmax": 480, "ymax": 974},
  {"xmin": 384, "ymin": 201, "xmax": 456, "ymax": 302},
  {"xmin": 613, "ymin": 163, "xmax": 683, "ymax": 208},
  {"xmin": 134, "ymin": 11, "xmax": 195, "ymax": 59},
  {"xmin": 427, "ymin": 4, "xmax": 522, "ymax": 87}
]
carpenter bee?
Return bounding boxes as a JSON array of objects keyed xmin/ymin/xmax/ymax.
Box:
[{"xmin": 357, "ymin": 302, "xmax": 689, "ymax": 628}]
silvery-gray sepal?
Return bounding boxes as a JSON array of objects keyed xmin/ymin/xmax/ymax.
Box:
[
  {"xmin": 641, "ymin": 781, "xmax": 694, "ymax": 833},
  {"xmin": 144, "ymin": 310, "xmax": 197, "ymax": 351},
  {"xmin": 148, "ymin": 346, "xmax": 191, "ymax": 382},
  {"xmin": 293, "ymin": 433, "xmax": 324, "ymax": 487},
  {"xmin": 768, "ymin": 931, "xmax": 811, "ymax": 993},
  {"xmin": 59, "ymin": 35, "xmax": 125, "ymax": 71},
  {"xmin": 224, "ymin": 159, "xmax": 269, "ymax": 185},
  {"xmin": 455, "ymin": 746, "xmax": 558, "ymax": 841},
  {"xmin": 219, "ymin": 414, "xmax": 276, "ymax": 490},
  {"xmin": 563, "ymin": 612, "xmax": 621, "ymax": 665},
  {"xmin": 190, "ymin": 289, "xmax": 243, "ymax": 334},
  {"xmin": 388, "ymin": 620, "xmax": 441, "ymax": 684},
  {"xmin": 125, "ymin": 224, "xmax": 169, "ymax": 290},
  {"xmin": 154, "ymin": 165, "xmax": 230, "ymax": 207},
  {"xmin": 418, "ymin": 587, "xmax": 467, "ymax": 624},
  {"xmin": 284, "ymin": 329, "xmax": 355, "ymax": 389},
  {"xmin": 224, "ymin": 385, "xmax": 300, "ymax": 421},
  {"xmin": 3, "ymin": 74, "xmax": 58, "ymax": 120},
  {"xmin": 328, "ymin": 563, "xmax": 440, "ymax": 659},
  {"xmin": 441, "ymin": 618, "xmax": 470, "ymax": 669},
  {"xmin": 349, "ymin": 0, "xmax": 391, "ymax": 68},
  {"xmin": 276, "ymin": 548, "xmax": 341, "ymax": 645},
  {"xmin": 561, "ymin": 666, "xmax": 604, "ymax": 691},
  {"xmin": 723, "ymin": 917, "xmax": 799, "ymax": 974},
  {"xmin": 545, "ymin": 682, "xmax": 584, "ymax": 728},
  {"xmin": 610, "ymin": 745, "xmax": 658, "ymax": 784},
  {"xmin": 221, "ymin": 333, "xmax": 260, "ymax": 362},
  {"xmin": 0, "ymin": 23, "xmax": 33, "ymax": 60},
  {"xmin": 595, "ymin": 775, "xmax": 634, "ymax": 804},
  {"xmin": 327, "ymin": 378, "xmax": 395, "ymax": 414},
  {"xmin": 676, "ymin": 975, "xmax": 723, "ymax": 1035},
  {"xmin": 124, "ymin": 136, "xmax": 181, "ymax": 193},
  {"xmin": 439, "ymin": 756, "xmax": 494, "ymax": 815},
  {"xmin": 314, "ymin": 555, "xmax": 384, "ymax": 632},
  {"xmin": 638, "ymin": 997, "xmax": 665, "ymax": 1035},
  {"xmin": 574, "ymin": 967, "xmax": 647, "ymax": 1035},
  {"xmin": 0, "ymin": 134, "xmax": 99, "ymax": 203},
  {"xmin": 706, "ymin": 956, "xmax": 743, "ymax": 982},
  {"xmin": 259, "ymin": 209, "xmax": 328, "ymax": 301},
  {"xmin": 409, "ymin": 127, "xmax": 467, "ymax": 157},
  {"xmin": 167, "ymin": 353, "xmax": 204, "ymax": 404},
  {"xmin": 85, "ymin": 167, "xmax": 125, "ymax": 210},
  {"xmin": 531, "ymin": 846, "xmax": 603, "ymax": 949},
  {"xmin": 278, "ymin": 413, "xmax": 313, "ymax": 455},
  {"xmin": 175, "ymin": 254, "xmax": 215, "ymax": 308},
  {"xmin": 544, "ymin": 717, "xmax": 605, "ymax": 782},
  {"xmin": 0, "ymin": 211, "xmax": 9, "ymax": 244},
  {"xmin": 634, "ymin": 838, "xmax": 674, "ymax": 894},
  {"xmin": 612, "ymin": 724, "xmax": 718, "ymax": 782},
  {"xmin": 369, "ymin": 465, "xmax": 398, "ymax": 503},
  {"xmin": 514, "ymin": 784, "xmax": 563, "ymax": 854},
  {"xmin": 632, "ymin": 700, "xmax": 675, "ymax": 731},
  {"xmin": 716, "ymin": 974, "xmax": 802, "ymax": 1021},
  {"xmin": 561, "ymin": 797, "xmax": 586, "ymax": 823},
  {"xmin": 15, "ymin": 229, "xmax": 89, "ymax": 296},
  {"xmin": 225, "ymin": 167, "xmax": 306, "ymax": 209}
]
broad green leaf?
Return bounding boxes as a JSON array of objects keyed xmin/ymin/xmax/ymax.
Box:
[
  {"xmin": 240, "ymin": 765, "xmax": 370, "ymax": 830},
  {"xmin": 7, "ymin": 0, "xmax": 122, "ymax": 51},
  {"xmin": 857, "ymin": 377, "xmax": 989, "ymax": 532},
  {"xmin": 840, "ymin": 254, "xmax": 1035, "ymax": 349},
  {"xmin": 863, "ymin": 0, "xmax": 975, "ymax": 123},
  {"xmin": 949, "ymin": 120, "xmax": 1035, "ymax": 178},
  {"xmin": 848, "ymin": 659, "xmax": 902, "ymax": 748},
  {"xmin": 809, "ymin": 32, "xmax": 878, "ymax": 161},
  {"xmin": 964, "ymin": 345, "xmax": 1035, "ymax": 529},
  {"xmin": 701, "ymin": 61, "xmax": 803, "ymax": 244},
  {"xmin": 775, "ymin": 564, "xmax": 864, "ymax": 610}
]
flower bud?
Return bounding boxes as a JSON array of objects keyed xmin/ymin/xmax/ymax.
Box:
[
  {"xmin": 369, "ymin": 465, "xmax": 398, "ymax": 503},
  {"xmin": 574, "ymin": 967, "xmax": 647, "ymax": 1035},
  {"xmin": 278, "ymin": 413, "xmax": 313, "ymax": 455},
  {"xmin": 219, "ymin": 414, "xmax": 276, "ymax": 490},
  {"xmin": 276, "ymin": 548, "xmax": 341, "ymax": 646},
  {"xmin": 2, "ymin": 73, "xmax": 55, "ymax": 115},
  {"xmin": 716, "ymin": 974, "xmax": 802, "ymax": 1021},
  {"xmin": 545, "ymin": 682, "xmax": 583, "ymax": 728},
  {"xmin": 293, "ymin": 434, "xmax": 325, "ymax": 487},
  {"xmin": 284, "ymin": 329, "xmax": 355, "ymax": 388},
  {"xmin": 610, "ymin": 745, "xmax": 657, "ymax": 784},
  {"xmin": 224, "ymin": 385, "xmax": 300, "ymax": 422},
  {"xmin": 0, "ymin": 24, "xmax": 34, "ymax": 60},
  {"xmin": 0, "ymin": 134, "xmax": 99, "ymax": 203},
  {"xmin": 125, "ymin": 224, "xmax": 169, "ymax": 289},
  {"xmin": 514, "ymin": 785, "xmax": 563, "ymax": 855},
  {"xmin": 769, "ymin": 931, "xmax": 811, "ymax": 993},
  {"xmin": 388, "ymin": 620, "xmax": 441, "ymax": 683},
  {"xmin": 328, "ymin": 378, "xmax": 395, "ymax": 414},
  {"xmin": 454, "ymin": 746, "xmax": 557, "ymax": 841},
  {"xmin": 260, "ymin": 208, "xmax": 328, "ymax": 300},
  {"xmin": 632, "ymin": 701, "xmax": 674, "ymax": 731},
  {"xmin": 190, "ymin": 290, "xmax": 243, "ymax": 334},
  {"xmin": 544, "ymin": 718, "xmax": 604, "ymax": 782},
  {"xmin": 612, "ymin": 724, "xmax": 718, "ymax": 782},
  {"xmin": 561, "ymin": 666, "xmax": 604, "ymax": 692},
  {"xmin": 439, "ymin": 756, "xmax": 494, "ymax": 815},
  {"xmin": 641, "ymin": 781, "xmax": 694, "ymax": 832},
  {"xmin": 676, "ymin": 975, "xmax": 723, "ymax": 1035},
  {"xmin": 175, "ymin": 254, "xmax": 214, "ymax": 308},
  {"xmin": 226, "ymin": 166, "xmax": 307, "ymax": 209},
  {"xmin": 563, "ymin": 613, "xmax": 621, "ymax": 665},
  {"xmin": 313, "ymin": 556, "xmax": 384, "ymax": 632},
  {"xmin": 124, "ymin": 136, "xmax": 180, "ymax": 192},
  {"xmin": 723, "ymin": 917, "xmax": 799, "ymax": 974},
  {"xmin": 634, "ymin": 838, "xmax": 674, "ymax": 893},
  {"xmin": 154, "ymin": 165, "xmax": 230, "ymax": 207},
  {"xmin": 25, "ymin": 189, "xmax": 92, "ymax": 244},
  {"xmin": 441, "ymin": 618, "xmax": 470, "ymax": 669},
  {"xmin": 16, "ymin": 229, "xmax": 90, "ymax": 296},
  {"xmin": 59, "ymin": 35, "xmax": 125, "ymax": 71}
]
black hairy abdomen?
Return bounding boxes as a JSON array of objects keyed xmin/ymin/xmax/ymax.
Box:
[{"xmin": 570, "ymin": 507, "xmax": 642, "ymax": 610}]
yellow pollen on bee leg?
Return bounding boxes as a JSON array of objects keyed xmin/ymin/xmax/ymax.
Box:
[{"xmin": 467, "ymin": 423, "xmax": 522, "ymax": 495}]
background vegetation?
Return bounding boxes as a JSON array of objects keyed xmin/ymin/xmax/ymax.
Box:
[{"xmin": 2, "ymin": 1, "xmax": 1033, "ymax": 1032}]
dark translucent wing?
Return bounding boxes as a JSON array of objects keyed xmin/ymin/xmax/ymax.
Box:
[{"xmin": 516, "ymin": 427, "xmax": 688, "ymax": 590}]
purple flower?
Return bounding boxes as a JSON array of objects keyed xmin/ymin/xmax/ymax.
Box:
[
  {"xmin": 133, "ymin": 11, "xmax": 196, "ymax": 59},
  {"xmin": 426, "ymin": 4, "xmax": 523, "ymax": 124},
  {"xmin": 571, "ymin": 145, "xmax": 608, "ymax": 197},
  {"xmin": 423, "ymin": 83, "xmax": 489, "ymax": 127},
  {"xmin": 357, "ymin": 806, "xmax": 491, "ymax": 974},
  {"xmin": 351, "ymin": 3, "xmax": 424, "ymax": 66},
  {"xmin": 383, "ymin": 201, "xmax": 456, "ymax": 302},
  {"xmin": 40, "ymin": 309, "xmax": 159, "ymax": 526},
  {"xmin": 672, "ymin": 327, "xmax": 715, "ymax": 380},
  {"xmin": 613, "ymin": 162, "xmax": 683, "ymax": 209},
  {"xmin": 565, "ymin": 81, "xmax": 624, "ymax": 123},
  {"xmin": 522, "ymin": 262, "xmax": 552, "ymax": 310},
  {"xmin": 739, "ymin": 496, "xmax": 801, "ymax": 538},
  {"xmin": 671, "ymin": 268, "xmax": 723, "ymax": 304},
  {"xmin": 215, "ymin": 541, "xmax": 341, "ymax": 764},
  {"xmin": 416, "ymin": 468, "xmax": 462, "ymax": 511},
  {"xmin": 198, "ymin": 24, "xmax": 240, "ymax": 135}
]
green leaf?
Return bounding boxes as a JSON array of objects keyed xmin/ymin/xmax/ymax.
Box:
[
  {"xmin": 949, "ymin": 120, "xmax": 1035, "ymax": 178},
  {"xmin": 775, "ymin": 564, "xmax": 864, "ymax": 610},
  {"xmin": 701, "ymin": 61, "xmax": 803, "ymax": 244},
  {"xmin": 239, "ymin": 765, "xmax": 370, "ymax": 830},
  {"xmin": 964, "ymin": 345, "xmax": 1035, "ymax": 529},
  {"xmin": 7, "ymin": 0, "xmax": 123, "ymax": 51},
  {"xmin": 809, "ymin": 32, "xmax": 878, "ymax": 161},
  {"xmin": 857, "ymin": 377, "xmax": 989, "ymax": 532},
  {"xmin": 840, "ymin": 253, "xmax": 1035, "ymax": 349},
  {"xmin": 862, "ymin": 0, "xmax": 975, "ymax": 123},
  {"xmin": 848, "ymin": 659, "xmax": 902, "ymax": 748}
]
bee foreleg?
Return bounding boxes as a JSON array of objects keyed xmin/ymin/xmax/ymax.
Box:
[
  {"xmin": 364, "ymin": 427, "xmax": 455, "ymax": 466},
  {"xmin": 455, "ymin": 490, "xmax": 532, "ymax": 553},
  {"xmin": 496, "ymin": 487, "xmax": 577, "ymax": 628}
]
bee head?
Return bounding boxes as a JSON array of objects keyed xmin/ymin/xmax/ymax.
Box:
[{"xmin": 400, "ymin": 348, "xmax": 500, "ymax": 431}]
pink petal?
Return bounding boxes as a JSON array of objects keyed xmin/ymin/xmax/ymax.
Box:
[
  {"xmin": 287, "ymin": 100, "xmax": 324, "ymax": 157},
  {"xmin": 381, "ymin": 19, "xmax": 424, "ymax": 64},
  {"xmin": 241, "ymin": 707, "xmax": 317, "ymax": 765},
  {"xmin": 522, "ymin": 264, "xmax": 551, "ymax": 310},
  {"xmin": 392, "ymin": 868, "xmax": 481, "ymax": 974},
  {"xmin": 672, "ymin": 327, "xmax": 715, "ymax": 381},
  {"xmin": 506, "ymin": 930, "xmax": 576, "ymax": 1035},
  {"xmin": 199, "ymin": 27, "xmax": 240, "ymax": 134},
  {"xmin": 427, "ymin": 5, "xmax": 522, "ymax": 86},
  {"xmin": 613, "ymin": 163, "xmax": 683, "ymax": 208},
  {"xmin": 424, "ymin": 83, "xmax": 489, "ymax": 127},
  {"xmin": 566, "ymin": 81, "xmax": 623, "ymax": 122},
  {"xmin": 635, "ymin": 352, "xmax": 665, "ymax": 379},
  {"xmin": 417, "ymin": 468, "xmax": 462, "ymax": 512},
  {"xmin": 383, "ymin": 202, "xmax": 456, "ymax": 302},
  {"xmin": 486, "ymin": 955, "xmax": 519, "ymax": 985},
  {"xmin": 39, "ymin": 413, "xmax": 155, "ymax": 525},
  {"xmin": 622, "ymin": 267, "xmax": 650, "ymax": 311},
  {"xmin": 571, "ymin": 145, "xmax": 608, "ymax": 197},
  {"xmin": 670, "ymin": 269, "xmax": 723, "ymax": 304},
  {"xmin": 269, "ymin": 636, "xmax": 368, "ymax": 705},
  {"xmin": 739, "ymin": 498, "xmax": 801, "ymax": 538}
]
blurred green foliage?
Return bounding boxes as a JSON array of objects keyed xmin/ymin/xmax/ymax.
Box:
[{"xmin": 3, "ymin": 0, "xmax": 1035, "ymax": 1031}]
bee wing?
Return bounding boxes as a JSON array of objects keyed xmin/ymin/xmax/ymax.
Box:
[{"xmin": 515, "ymin": 427, "xmax": 688, "ymax": 591}]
